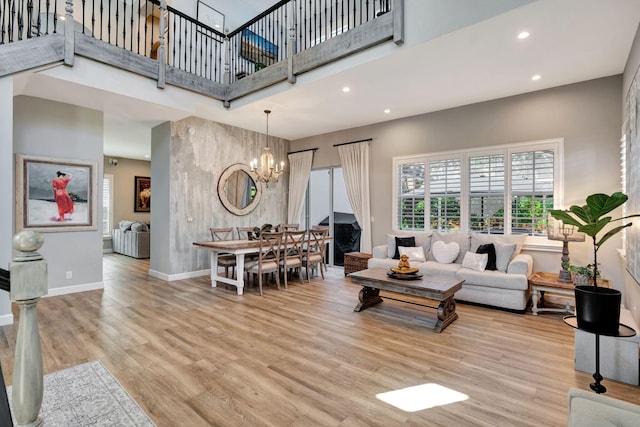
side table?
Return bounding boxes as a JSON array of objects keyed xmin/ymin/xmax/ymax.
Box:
[
  {"xmin": 529, "ymin": 272, "xmax": 609, "ymax": 315},
  {"xmin": 344, "ymin": 252, "xmax": 373, "ymax": 276}
]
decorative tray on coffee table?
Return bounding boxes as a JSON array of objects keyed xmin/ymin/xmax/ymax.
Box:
[{"xmin": 387, "ymin": 268, "xmax": 423, "ymax": 280}]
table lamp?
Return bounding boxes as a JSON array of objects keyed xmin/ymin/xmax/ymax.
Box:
[{"xmin": 547, "ymin": 211, "xmax": 585, "ymax": 282}]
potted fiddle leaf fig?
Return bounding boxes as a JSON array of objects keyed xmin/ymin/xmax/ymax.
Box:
[{"xmin": 550, "ymin": 192, "xmax": 640, "ymax": 335}]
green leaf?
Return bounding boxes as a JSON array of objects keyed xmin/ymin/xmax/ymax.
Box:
[
  {"xmin": 596, "ymin": 224, "xmax": 632, "ymax": 247},
  {"xmin": 570, "ymin": 205, "xmax": 592, "ymax": 223},
  {"xmin": 578, "ymin": 217, "xmax": 611, "ymax": 237},
  {"xmin": 586, "ymin": 192, "xmax": 628, "ymax": 219},
  {"xmin": 550, "ymin": 210, "xmax": 583, "ymax": 227}
]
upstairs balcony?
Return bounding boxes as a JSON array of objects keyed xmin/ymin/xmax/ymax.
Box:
[{"xmin": 0, "ymin": 0, "xmax": 403, "ymax": 106}]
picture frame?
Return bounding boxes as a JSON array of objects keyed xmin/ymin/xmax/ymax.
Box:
[
  {"xmin": 197, "ymin": 0, "xmax": 225, "ymax": 31},
  {"xmin": 15, "ymin": 154, "xmax": 98, "ymax": 232},
  {"xmin": 134, "ymin": 176, "xmax": 151, "ymax": 212},
  {"xmin": 240, "ymin": 28, "xmax": 278, "ymax": 66}
]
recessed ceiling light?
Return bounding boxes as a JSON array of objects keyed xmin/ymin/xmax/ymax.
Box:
[
  {"xmin": 518, "ymin": 31, "xmax": 530, "ymax": 40},
  {"xmin": 384, "ymin": 109, "xmax": 391, "ymax": 114},
  {"xmin": 342, "ymin": 86, "xmax": 350, "ymax": 93},
  {"xmin": 531, "ymin": 74, "xmax": 541, "ymax": 81},
  {"xmin": 144, "ymin": 154, "xmax": 150, "ymax": 158}
]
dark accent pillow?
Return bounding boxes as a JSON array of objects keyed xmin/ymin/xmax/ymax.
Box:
[
  {"xmin": 476, "ymin": 243, "xmax": 497, "ymax": 271},
  {"xmin": 394, "ymin": 236, "xmax": 416, "ymax": 260}
]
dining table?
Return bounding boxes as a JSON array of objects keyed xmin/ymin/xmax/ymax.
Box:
[{"xmin": 193, "ymin": 236, "xmax": 330, "ymax": 295}]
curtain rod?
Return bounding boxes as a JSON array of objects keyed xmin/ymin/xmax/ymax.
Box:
[
  {"xmin": 287, "ymin": 148, "xmax": 318, "ymax": 155},
  {"xmin": 333, "ymin": 138, "xmax": 373, "ymax": 147}
]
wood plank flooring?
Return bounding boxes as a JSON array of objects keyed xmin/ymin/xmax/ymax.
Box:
[{"xmin": 1, "ymin": 254, "xmax": 640, "ymax": 426}]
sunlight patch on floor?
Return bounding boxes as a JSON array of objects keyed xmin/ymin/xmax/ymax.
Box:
[{"xmin": 376, "ymin": 383, "xmax": 469, "ymax": 412}]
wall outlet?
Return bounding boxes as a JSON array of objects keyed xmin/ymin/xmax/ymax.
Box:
[{"xmin": 66, "ymin": 271, "xmax": 72, "ymax": 279}]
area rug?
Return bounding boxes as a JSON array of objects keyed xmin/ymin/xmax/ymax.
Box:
[{"xmin": 7, "ymin": 360, "xmax": 155, "ymax": 427}]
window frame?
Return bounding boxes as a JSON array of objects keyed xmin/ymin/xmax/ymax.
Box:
[
  {"xmin": 392, "ymin": 138, "xmax": 564, "ymax": 239},
  {"xmin": 103, "ymin": 174, "xmax": 114, "ymax": 238}
]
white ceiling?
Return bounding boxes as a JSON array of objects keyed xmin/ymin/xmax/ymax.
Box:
[{"xmin": 15, "ymin": 0, "xmax": 640, "ymax": 160}]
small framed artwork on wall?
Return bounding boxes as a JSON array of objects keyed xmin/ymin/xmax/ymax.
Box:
[
  {"xmin": 15, "ymin": 154, "xmax": 98, "ymax": 232},
  {"xmin": 134, "ymin": 176, "xmax": 151, "ymax": 212}
]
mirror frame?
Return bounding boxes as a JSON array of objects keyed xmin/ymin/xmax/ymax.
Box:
[{"xmin": 217, "ymin": 163, "xmax": 262, "ymax": 216}]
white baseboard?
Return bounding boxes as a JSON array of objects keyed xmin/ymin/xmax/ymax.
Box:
[
  {"xmin": 0, "ymin": 313, "xmax": 14, "ymax": 326},
  {"xmin": 148, "ymin": 269, "xmax": 210, "ymax": 281},
  {"xmin": 46, "ymin": 281, "xmax": 104, "ymax": 297}
]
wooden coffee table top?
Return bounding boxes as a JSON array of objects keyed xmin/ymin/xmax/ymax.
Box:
[{"xmin": 349, "ymin": 268, "xmax": 463, "ymax": 300}]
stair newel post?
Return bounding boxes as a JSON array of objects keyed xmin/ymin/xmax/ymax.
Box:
[
  {"xmin": 157, "ymin": 0, "xmax": 167, "ymax": 89},
  {"xmin": 287, "ymin": 0, "xmax": 296, "ymax": 84},
  {"xmin": 10, "ymin": 230, "xmax": 48, "ymax": 427},
  {"xmin": 64, "ymin": 0, "xmax": 74, "ymax": 65},
  {"xmin": 223, "ymin": 32, "xmax": 230, "ymax": 107}
]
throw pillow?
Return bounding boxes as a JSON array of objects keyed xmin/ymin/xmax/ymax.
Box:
[
  {"xmin": 462, "ymin": 251, "xmax": 488, "ymax": 272},
  {"xmin": 476, "ymin": 243, "xmax": 497, "ymax": 271},
  {"xmin": 494, "ymin": 241, "xmax": 517, "ymax": 272},
  {"xmin": 431, "ymin": 232, "xmax": 470, "ymax": 263},
  {"xmin": 131, "ymin": 222, "xmax": 149, "ymax": 232},
  {"xmin": 431, "ymin": 240, "xmax": 460, "ymax": 264},
  {"xmin": 398, "ymin": 246, "xmax": 426, "ymax": 262},
  {"xmin": 119, "ymin": 220, "xmax": 134, "ymax": 232},
  {"xmin": 394, "ymin": 236, "xmax": 416, "ymax": 259}
]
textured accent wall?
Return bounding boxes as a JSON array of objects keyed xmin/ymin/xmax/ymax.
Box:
[{"xmin": 161, "ymin": 116, "xmax": 289, "ymax": 275}]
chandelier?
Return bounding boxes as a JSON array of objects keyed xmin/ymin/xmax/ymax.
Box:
[{"xmin": 250, "ymin": 109, "xmax": 284, "ymax": 187}]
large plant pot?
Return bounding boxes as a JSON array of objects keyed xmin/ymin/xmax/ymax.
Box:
[{"xmin": 574, "ymin": 285, "xmax": 621, "ymax": 335}]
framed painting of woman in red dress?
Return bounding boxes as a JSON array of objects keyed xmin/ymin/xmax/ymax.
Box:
[
  {"xmin": 134, "ymin": 176, "xmax": 151, "ymax": 212},
  {"xmin": 15, "ymin": 154, "xmax": 98, "ymax": 232}
]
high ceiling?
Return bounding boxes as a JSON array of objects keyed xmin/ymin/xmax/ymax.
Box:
[{"xmin": 15, "ymin": 0, "xmax": 640, "ymax": 160}]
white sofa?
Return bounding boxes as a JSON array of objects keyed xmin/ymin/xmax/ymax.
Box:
[
  {"xmin": 368, "ymin": 231, "xmax": 533, "ymax": 312},
  {"xmin": 112, "ymin": 220, "xmax": 150, "ymax": 259},
  {"xmin": 568, "ymin": 387, "xmax": 640, "ymax": 426}
]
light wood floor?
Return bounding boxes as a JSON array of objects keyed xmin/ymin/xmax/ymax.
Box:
[{"xmin": 2, "ymin": 254, "xmax": 640, "ymax": 426}]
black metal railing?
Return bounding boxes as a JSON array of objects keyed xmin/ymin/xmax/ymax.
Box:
[
  {"xmin": 167, "ymin": 5, "xmax": 225, "ymax": 82},
  {"xmin": 228, "ymin": 0, "xmax": 391, "ymax": 82},
  {"xmin": 1, "ymin": 0, "xmax": 392, "ymax": 84},
  {"xmin": 0, "ymin": 0, "xmax": 59, "ymax": 44}
]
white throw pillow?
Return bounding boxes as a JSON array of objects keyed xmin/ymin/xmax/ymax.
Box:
[
  {"xmin": 494, "ymin": 241, "xmax": 517, "ymax": 272},
  {"xmin": 431, "ymin": 240, "xmax": 460, "ymax": 264},
  {"xmin": 462, "ymin": 251, "xmax": 488, "ymax": 272},
  {"xmin": 398, "ymin": 246, "xmax": 426, "ymax": 262}
]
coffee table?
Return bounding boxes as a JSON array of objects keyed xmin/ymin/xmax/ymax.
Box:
[{"xmin": 348, "ymin": 268, "xmax": 464, "ymax": 332}]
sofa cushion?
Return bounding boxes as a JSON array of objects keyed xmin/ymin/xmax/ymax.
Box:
[
  {"xmin": 476, "ymin": 243, "xmax": 497, "ymax": 271},
  {"xmin": 393, "ymin": 236, "xmax": 415, "ymax": 259},
  {"xmin": 419, "ymin": 261, "xmax": 460, "ymax": 277},
  {"xmin": 494, "ymin": 241, "xmax": 517, "ymax": 272},
  {"xmin": 470, "ymin": 233, "xmax": 526, "ymax": 256},
  {"xmin": 130, "ymin": 222, "xmax": 149, "ymax": 232},
  {"xmin": 456, "ymin": 268, "xmax": 529, "ymax": 291},
  {"xmin": 386, "ymin": 232, "xmax": 431, "ymax": 258},
  {"xmin": 431, "ymin": 232, "xmax": 470, "ymax": 263},
  {"xmin": 399, "ymin": 246, "xmax": 426, "ymax": 262},
  {"xmin": 368, "ymin": 257, "xmax": 398, "ymax": 270},
  {"xmin": 462, "ymin": 251, "xmax": 488, "ymax": 272},
  {"xmin": 119, "ymin": 220, "xmax": 135, "ymax": 232},
  {"xmin": 432, "ymin": 241, "xmax": 459, "ymax": 264}
]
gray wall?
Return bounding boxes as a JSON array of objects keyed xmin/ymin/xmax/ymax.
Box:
[
  {"xmin": 0, "ymin": 78, "xmax": 13, "ymax": 324},
  {"xmin": 291, "ymin": 75, "xmax": 627, "ymax": 298},
  {"xmin": 13, "ymin": 96, "xmax": 104, "ymax": 292},
  {"xmin": 150, "ymin": 116, "xmax": 289, "ymax": 277}
]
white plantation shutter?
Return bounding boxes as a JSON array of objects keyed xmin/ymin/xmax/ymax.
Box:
[
  {"xmin": 429, "ymin": 158, "xmax": 461, "ymax": 231},
  {"xmin": 510, "ymin": 149, "xmax": 554, "ymax": 235},
  {"xmin": 469, "ymin": 154, "xmax": 505, "ymax": 233},
  {"xmin": 103, "ymin": 174, "xmax": 114, "ymax": 236},
  {"xmin": 397, "ymin": 162, "xmax": 426, "ymax": 230}
]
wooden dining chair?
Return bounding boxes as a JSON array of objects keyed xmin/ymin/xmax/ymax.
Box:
[
  {"xmin": 210, "ymin": 227, "xmax": 237, "ymax": 278},
  {"xmin": 279, "ymin": 229, "xmax": 306, "ymax": 288},
  {"xmin": 311, "ymin": 225, "xmax": 330, "ymax": 272},
  {"xmin": 277, "ymin": 223, "xmax": 300, "ymax": 232},
  {"xmin": 303, "ymin": 227, "xmax": 328, "ymax": 282},
  {"xmin": 236, "ymin": 226, "xmax": 257, "ymax": 240},
  {"xmin": 244, "ymin": 231, "xmax": 283, "ymax": 295}
]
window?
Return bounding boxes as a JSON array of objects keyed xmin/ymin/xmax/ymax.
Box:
[
  {"xmin": 393, "ymin": 139, "xmax": 562, "ymax": 236},
  {"xmin": 103, "ymin": 174, "xmax": 114, "ymax": 237}
]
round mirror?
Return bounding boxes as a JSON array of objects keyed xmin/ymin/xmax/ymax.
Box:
[{"xmin": 218, "ymin": 163, "xmax": 261, "ymax": 215}]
